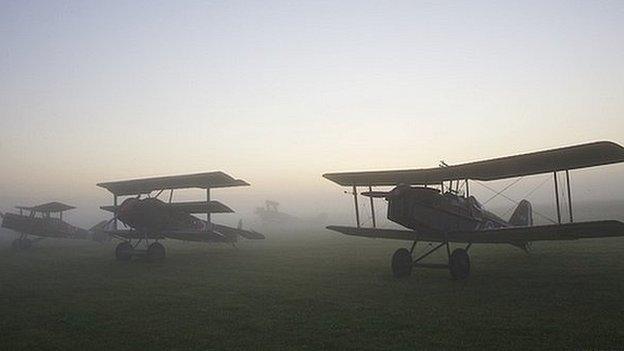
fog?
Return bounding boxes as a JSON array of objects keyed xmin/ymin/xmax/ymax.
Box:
[
  {"xmin": 2, "ymin": 162, "xmax": 624, "ymax": 230},
  {"xmin": 3, "ymin": 2, "xmax": 624, "ymax": 349},
  {"xmin": 2, "ymin": 1, "xmax": 624, "ymax": 229}
]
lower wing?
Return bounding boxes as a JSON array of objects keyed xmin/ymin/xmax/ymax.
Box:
[
  {"xmin": 447, "ymin": 220, "xmax": 624, "ymax": 243},
  {"xmin": 105, "ymin": 230, "xmax": 164, "ymax": 239},
  {"xmin": 327, "ymin": 220, "xmax": 624, "ymax": 244},
  {"xmin": 326, "ymin": 225, "xmax": 440, "ymax": 242}
]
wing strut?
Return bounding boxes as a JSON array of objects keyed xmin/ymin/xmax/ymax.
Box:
[
  {"xmin": 553, "ymin": 170, "xmax": 574, "ymax": 224},
  {"xmin": 353, "ymin": 185, "xmax": 360, "ymax": 228},
  {"xmin": 368, "ymin": 185, "xmax": 376, "ymax": 228},
  {"xmin": 553, "ymin": 171, "xmax": 562, "ymax": 224},
  {"xmin": 113, "ymin": 194, "xmax": 118, "ymax": 230},
  {"xmin": 206, "ymin": 188, "xmax": 211, "ymax": 230},
  {"xmin": 566, "ymin": 170, "xmax": 573, "ymax": 222}
]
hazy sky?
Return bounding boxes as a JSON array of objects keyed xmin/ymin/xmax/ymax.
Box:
[{"xmin": 1, "ymin": 1, "xmax": 623, "ymax": 225}]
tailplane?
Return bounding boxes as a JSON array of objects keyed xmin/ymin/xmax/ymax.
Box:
[{"xmin": 509, "ymin": 200, "xmax": 533, "ymax": 227}]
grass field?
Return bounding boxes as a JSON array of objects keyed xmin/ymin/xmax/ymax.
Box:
[{"xmin": 1, "ymin": 231, "xmax": 624, "ymax": 350}]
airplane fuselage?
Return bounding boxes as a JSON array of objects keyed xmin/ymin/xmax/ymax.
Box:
[
  {"xmin": 386, "ymin": 186, "xmax": 508, "ymax": 235},
  {"xmin": 114, "ymin": 198, "xmax": 263, "ymax": 242},
  {"xmin": 1, "ymin": 213, "xmax": 90, "ymax": 239}
]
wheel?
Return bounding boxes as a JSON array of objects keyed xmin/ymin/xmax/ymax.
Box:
[
  {"xmin": 449, "ymin": 248, "xmax": 470, "ymax": 280},
  {"xmin": 18, "ymin": 238, "xmax": 32, "ymax": 250},
  {"xmin": 147, "ymin": 242, "xmax": 165, "ymax": 261},
  {"xmin": 391, "ymin": 248, "xmax": 412, "ymax": 278},
  {"xmin": 115, "ymin": 242, "xmax": 133, "ymax": 261}
]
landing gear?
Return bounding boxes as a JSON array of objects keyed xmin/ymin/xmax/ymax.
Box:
[
  {"xmin": 115, "ymin": 241, "xmax": 133, "ymax": 261},
  {"xmin": 391, "ymin": 248, "xmax": 412, "ymax": 278},
  {"xmin": 449, "ymin": 248, "xmax": 470, "ymax": 280},
  {"xmin": 391, "ymin": 241, "xmax": 472, "ymax": 280},
  {"xmin": 114, "ymin": 240, "xmax": 166, "ymax": 261},
  {"xmin": 12, "ymin": 238, "xmax": 32, "ymax": 250},
  {"xmin": 147, "ymin": 242, "xmax": 166, "ymax": 261}
]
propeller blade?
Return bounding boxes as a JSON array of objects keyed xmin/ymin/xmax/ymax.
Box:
[{"xmin": 360, "ymin": 191, "xmax": 392, "ymax": 198}]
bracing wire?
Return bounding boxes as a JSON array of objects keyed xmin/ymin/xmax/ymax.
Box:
[
  {"xmin": 501, "ymin": 175, "xmax": 552, "ymax": 217},
  {"xmin": 482, "ymin": 177, "xmax": 524, "ymax": 205},
  {"xmin": 473, "ymin": 179, "xmax": 557, "ymax": 224}
]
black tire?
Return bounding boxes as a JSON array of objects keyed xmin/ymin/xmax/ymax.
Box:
[
  {"xmin": 147, "ymin": 242, "xmax": 166, "ymax": 261},
  {"xmin": 19, "ymin": 238, "xmax": 32, "ymax": 250},
  {"xmin": 391, "ymin": 248, "xmax": 412, "ymax": 278},
  {"xmin": 449, "ymin": 248, "xmax": 470, "ymax": 280},
  {"xmin": 115, "ymin": 242, "xmax": 133, "ymax": 261}
]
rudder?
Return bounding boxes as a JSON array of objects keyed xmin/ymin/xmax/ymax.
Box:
[{"xmin": 509, "ymin": 200, "xmax": 533, "ymax": 226}]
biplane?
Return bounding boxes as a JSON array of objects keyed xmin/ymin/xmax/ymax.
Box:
[
  {"xmin": 1, "ymin": 202, "xmax": 91, "ymax": 249},
  {"xmin": 97, "ymin": 171, "xmax": 264, "ymax": 261},
  {"xmin": 323, "ymin": 141, "xmax": 624, "ymax": 280}
]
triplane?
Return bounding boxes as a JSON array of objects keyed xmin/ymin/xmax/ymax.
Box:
[
  {"xmin": 323, "ymin": 141, "xmax": 624, "ymax": 280},
  {"xmin": 97, "ymin": 171, "xmax": 264, "ymax": 261},
  {"xmin": 1, "ymin": 202, "xmax": 91, "ymax": 249}
]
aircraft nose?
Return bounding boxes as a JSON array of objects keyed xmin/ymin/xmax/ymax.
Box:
[{"xmin": 117, "ymin": 198, "xmax": 139, "ymax": 226}]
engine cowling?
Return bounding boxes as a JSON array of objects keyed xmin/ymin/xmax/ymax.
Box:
[{"xmin": 117, "ymin": 198, "xmax": 170, "ymax": 232}]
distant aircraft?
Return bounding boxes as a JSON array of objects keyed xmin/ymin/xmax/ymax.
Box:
[
  {"xmin": 255, "ymin": 200, "xmax": 299, "ymax": 223},
  {"xmin": 255, "ymin": 200, "xmax": 328, "ymax": 226},
  {"xmin": 323, "ymin": 141, "xmax": 624, "ymax": 280},
  {"xmin": 1, "ymin": 202, "xmax": 91, "ymax": 249},
  {"xmin": 97, "ymin": 171, "xmax": 264, "ymax": 261}
]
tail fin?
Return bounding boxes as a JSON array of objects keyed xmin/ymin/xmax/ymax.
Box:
[
  {"xmin": 509, "ymin": 200, "xmax": 533, "ymax": 227},
  {"xmin": 89, "ymin": 220, "xmax": 112, "ymax": 243}
]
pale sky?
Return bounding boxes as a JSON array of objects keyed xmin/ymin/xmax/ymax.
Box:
[{"xmin": 1, "ymin": 1, "xmax": 623, "ymax": 226}]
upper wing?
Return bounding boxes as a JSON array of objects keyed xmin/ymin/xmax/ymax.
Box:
[
  {"xmin": 97, "ymin": 171, "xmax": 249, "ymax": 195},
  {"xmin": 327, "ymin": 220, "xmax": 624, "ymax": 244},
  {"xmin": 101, "ymin": 200, "xmax": 234, "ymax": 214},
  {"xmin": 16, "ymin": 202, "xmax": 76, "ymax": 213},
  {"xmin": 447, "ymin": 220, "xmax": 624, "ymax": 243},
  {"xmin": 323, "ymin": 141, "xmax": 624, "ymax": 186}
]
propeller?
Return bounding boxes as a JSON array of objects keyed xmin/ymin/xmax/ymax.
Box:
[
  {"xmin": 361, "ymin": 185, "xmax": 411, "ymax": 199},
  {"xmin": 360, "ymin": 191, "xmax": 392, "ymax": 198}
]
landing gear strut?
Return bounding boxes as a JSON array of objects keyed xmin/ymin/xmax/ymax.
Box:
[
  {"xmin": 390, "ymin": 241, "xmax": 472, "ymax": 280},
  {"xmin": 391, "ymin": 248, "xmax": 412, "ymax": 278},
  {"xmin": 12, "ymin": 238, "xmax": 32, "ymax": 250},
  {"xmin": 115, "ymin": 241, "xmax": 132, "ymax": 261},
  {"xmin": 147, "ymin": 242, "xmax": 166, "ymax": 261},
  {"xmin": 449, "ymin": 248, "xmax": 470, "ymax": 280},
  {"xmin": 114, "ymin": 239, "xmax": 166, "ymax": 261}
]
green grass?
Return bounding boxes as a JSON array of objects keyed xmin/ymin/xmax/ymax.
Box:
[{"xmin": 1, "ymin": 232, "xmax": 624, "ymax": 350}]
